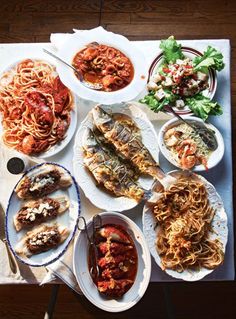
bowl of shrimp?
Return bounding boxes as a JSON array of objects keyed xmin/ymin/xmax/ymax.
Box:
[{"xmin": 158, "ymin": 116, "xmax": 224, "ymax": 171}]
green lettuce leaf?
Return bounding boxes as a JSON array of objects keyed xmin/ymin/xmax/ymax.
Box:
[
  {"xmin": 186, "ymin": 94, "xmax": 223, "ymax": 121},
  {"xmin": 193, "ymin": 46, "xmax": 225, "ymax": 73},
  {"xmin": 139, "ymin": 90, "xmax": 177, "ymax": 112},
  {"xmin": 160, "ymin": 36, "xmax": 184, "ymax": 64}
]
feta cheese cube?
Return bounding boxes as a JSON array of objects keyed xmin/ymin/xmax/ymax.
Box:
[
  {"xmin": 196, "ymin": 71, "xmax": 208, "ymax": 82},
  {"xmin": 176, "ymin": 59, "xmax": 184, "ymax": 65},
  {"xmin": 175, "ymin": 99, "xmax": 185, "ymax": 109},
  {"xmin": 188, "ymin": 79, "xmax": 198, "ymax": 89},
  {"xmin": 151, "ymin": 73, "xmax": 162, "ymax": 83},
  {"xmin": 163, "ymin": 77, "xmax": 173, "ymax": 87},
  {"xmin": 147, "ymin": 81, "xmax": 158, "ymax": 91},
  {"xmin": 154, "ymin": 88, "xmax": 166, "ymax": 101}
]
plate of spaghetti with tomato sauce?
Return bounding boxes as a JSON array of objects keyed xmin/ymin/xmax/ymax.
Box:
[{"xmin": 0, "ymin": 58, "xmax": 77, "ymax": 158}]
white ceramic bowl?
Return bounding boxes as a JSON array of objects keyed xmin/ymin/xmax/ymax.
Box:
[
  {"xmin": 158, "ymin": 116, "xmax": 224, "ymax": 171},
  {"xmin": 56, "ymin": 27, "xmax": 148, "ymax": 104},
  {"xmin": 143, "ymin": 170, "xmax": 228, "ymax": 281},
  {"xmin": 148, "ymin": 47, "xmax": 217, "ymax": 115},
  {"xmin": 73, "ymin": 211, "xmax": 151, "ymax": 312}
]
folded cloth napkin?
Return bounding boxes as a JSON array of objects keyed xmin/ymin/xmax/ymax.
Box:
[
  {"xmin": 50, "ymin": 26, "xmax": 103, "ymax": 50},
  {"xmin": 41, "ymin": 239, "xmax": 82, "ymax": 295}
]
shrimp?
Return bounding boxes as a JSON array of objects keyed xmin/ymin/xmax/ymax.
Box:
[
  {"xmin": 177, "ymin": 139, "xmax": 197, "ymax": 157},
  {"xmin": 21, "ymin": 135, "xmax": 49, "ymax": 155},
  {"xmin": 164, "ymin": 128, "xmax": 183, "ymax": 147},
  {"xmin": 181, "ymin": 154, "xmax": 196, "ymax": 169},
  {"xmin": 21, "ymin": 135, "xmax": 36, "ymax": 154},
  {"xmin": 198, "ymin": 155, "xmax": 208, "ymax": 170},
  {"xmin": 177, "ymin": 139, "xmax": 197, "ymax": 169}
]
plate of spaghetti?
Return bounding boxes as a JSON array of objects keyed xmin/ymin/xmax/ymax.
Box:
[
  {"xmin": 0, "ymin": 58, "xmax": 77, "ymax": 157},
  {"xmin": 143, "ymin": 170, "xmax": 228, "ymax": 281},
  {"xmin": 56, "ymin": 27, "xmax": 148, "ymax": 104}
]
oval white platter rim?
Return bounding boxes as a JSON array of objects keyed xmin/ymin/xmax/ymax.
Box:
[
  {"xmin": 0, "ymin": 57, "xmax": 78, "ymax": 159},
  {"xmin": 73, "ymin": 102, "xmax": 159, "ymax": 211},
  {"xmin": 158, "ymin": 116, "xmax": 225, "ymax": 171},
  {"xmin": 142, "ymin": 170, "xmax": 228, "ymax": 281},
  {"xmin": 73, "ymin": 211, "xmax": 152, "ymax": 312},
  {"xmin": 148, "ymin": 47, "xmax": 217, "ymax": 116},
  {"xmin": 56, "ymin": 27, "xmax": 148, "ymax": 104},
  {"xmin": 5, "ymin": 162, "xmax": 81, "ymax": 267}
]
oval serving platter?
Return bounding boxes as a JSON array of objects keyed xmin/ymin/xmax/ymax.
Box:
[
  {"xmin": 0, "ymin": 58, "xmax": 78, "ymax": 159},
  {"xmin": 73, "ymin": 211, "xmax": 151, "ymax": 312},
  {"xmin": 6, "ymin": 162, "xmax": 80, "ymax": 267},
  {"xmin": 148, "ymin": 47, "xmax": 217, "ymax": 115},
  {"xmin": 142, "ymin": 170, "xmax": 228, "ymax": 281},
  {"xmin": 73, "ymin": 102, "xmax": 159, "ymax": 212}
]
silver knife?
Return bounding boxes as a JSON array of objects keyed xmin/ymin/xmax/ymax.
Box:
[{"xmin": 0, "ymin": 203, "xmax": 18, "ymax": 274}]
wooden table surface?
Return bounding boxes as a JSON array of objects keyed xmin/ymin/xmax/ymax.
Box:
[{"xmin": 0, "ymin": 1, "xmax": 235, "ymax": 318}]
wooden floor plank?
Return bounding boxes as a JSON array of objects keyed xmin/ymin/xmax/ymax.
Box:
[
  {"xmin": 102, "ymin": 0, "xmax": 234, "ymax": 13},
  {"xmin": 1, "ymin": 0, "xmax": 101, "ymax": 13}
]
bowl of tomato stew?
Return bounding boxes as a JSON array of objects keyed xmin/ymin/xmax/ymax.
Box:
[
  {"xmin": 72, "ymin": 44, "xmax": 134, "ymax": 92},
  {"xmin": 56, "ymin": 27, "xmax": 148, "ymax": 104},
  {"xmin": 73, "ymin": 211, "xmax": 151, "ymax": 312}
]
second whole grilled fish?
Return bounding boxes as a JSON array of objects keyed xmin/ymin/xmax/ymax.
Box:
[{"xmin": 82, "ymin": 128, "xmax": 148, "ymax": 201}]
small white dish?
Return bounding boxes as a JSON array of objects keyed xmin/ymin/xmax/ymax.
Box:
[
  {"xmin": 56, "ymin": 27, "xmax": 148, "ymax": 104},
  {"xmin": 73, "ymin": 211, "xmax": 151, "ymax": 312},
  {"xmin": 6, "ymin": 162, "xmax": 80, "ymax": 267},
  {"xmin": 142, "ymin": 170, "xmax": 228, "ymax": 281},
  {"xmin": 73, "ymin": 102, "xmax": 159, "ymax": 211},
  {"xmin": 0, "ymin": 58, "xmax": 78, "ymax": 159},
  {"xmin": 148, "ymin": 47, "xmax": 217, "ymax": 115},
  {"xmin": 158, "ymin": 116, "xmax": 224, "ymax": 171}
]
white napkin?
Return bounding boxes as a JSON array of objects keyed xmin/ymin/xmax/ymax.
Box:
[
  {"xmin": 41, "ymin": 240, "xmax": 82, "ymax": 294},
  {"xmin": 50, "ymin": 33, "xmax": 73, "ymax": 51},
  {"xmin": 50, "ymin": 27, "xmax": 105, "ymax": 51}
]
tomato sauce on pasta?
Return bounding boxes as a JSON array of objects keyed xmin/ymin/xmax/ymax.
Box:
[
  {"xmin": 0, "ymin": 59, "xmax": 73, "ymax": 155},
  {"xmin": 72, "ymin": 44, "xmax": 134, "ymax": 92}
]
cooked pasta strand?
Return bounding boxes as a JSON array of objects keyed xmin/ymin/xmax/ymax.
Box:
[{"xmin": 153, "ymin": 178, "xmax": 224, "ymax": 272}]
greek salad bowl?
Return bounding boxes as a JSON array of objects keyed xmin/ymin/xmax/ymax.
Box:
[{"xmin": 140, "ymin": 36, "xmax": 225, "ymax": 120}]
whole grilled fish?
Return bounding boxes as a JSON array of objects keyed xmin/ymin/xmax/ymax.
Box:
[
  {"xmin": 82, "ymin": 128, "xmax": 148, "ymax": 201},
  {"xmin": 92, "ymin": 105, "xmax": 166, "ymax": 180}
]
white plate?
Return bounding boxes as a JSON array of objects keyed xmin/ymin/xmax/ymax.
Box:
[
  {"xmin": 6, "ymin": 162, "xmax": 80, "ymax": 267},
  {"xmin": 73, "ymin": 102, "xmax": 159, "ymax": 211},
  {"xmin": 142, "ymin": 170, "xmax": 228, "ymax": 281},
  {"xmin": 73, "ymin": 211, "xmax": 151, "ymax": 312},
  {"xmin": 148, "ymin": 47, "xmax": 217, "ymax": 115},
  {"xmin": 0, "ymin": 58, "xmax": 78, "ymax": 159},
  {"xmin": 158, "ymin": 116, "xmax": 225, "ymax": 171},
  {"xmin": 56, "ymin": 27, "xmax": 148, "ymax": 104}
]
